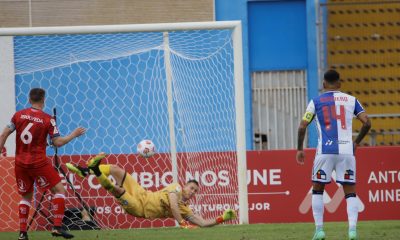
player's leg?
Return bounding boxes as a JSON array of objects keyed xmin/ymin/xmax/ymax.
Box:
[
  {"xmin": 18, "ymin": 193, "xmax": 33, "ymax": 240},
  {"xmin": 34, "ymin": 162, "xmax": 74, "ymax": 239},
  {"xmin": 311, "ymin": 182, "xmax": 326, "ymax": 240},
  {"xmin": 67, "ymin": 163, "xmax": 121, "ymax": 179},
  {"xmin": 49, "ymin": 182, "xmax": 74, "ymax": 239},
  {"xmin": 343, "ymin": 184, "xmax": 357, "ymax": 240},
  {"xmin": 67, "ymin": 153, "xmax": 127, "ymax": 195},
  {"xmin": 66, "ymin": 153, "xmax": 107, "ymax": 178},
  {"xmin": 65, "ymin": 163, "xmax": 89, "ymax": 178},
  {"xmin": 15, "ymin": 165, "xmax": 34, "ymax": 240},
  {"xmin": 311, "ymin": 154, "xmax": 334, "ymax": 240},
  {"xmin": 336, "ymin": 155, "xmax": 357, "ymax": 240},
  {"xmin": 87, "ymin": 154, "xmax": 145, "ymax": 217},
  {"xmin": 109, "ymin": 164, "xmax": 126, "ymax": 186},
  {"xmin": 86, "ymin": 153, "xmax": 125, "ymax": 196},
  {"xmin": 113, "ymin": 172, "xmax": 146, "ymax": 217}
]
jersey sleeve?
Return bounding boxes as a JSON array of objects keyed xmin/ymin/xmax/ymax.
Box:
[
  {"xmin": 7, "ymin": 114, "xmax": 16, "ymax": 132},
  {"xmin": 354, "ymin": 98, "xmax": 365, "ymax": 116},
  {"xmin": 302, "ymin": 100, "xmax": 316, "ymax": 123},
  {"xmin": 48, "ymin": 117, "xmax": 60, "ymax": 138}
]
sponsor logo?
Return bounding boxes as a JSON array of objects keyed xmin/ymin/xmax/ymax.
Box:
[
  {"xmin": 36, "ymin": 176, "xmax": 49, "ymax": 188},
  {"xmin": 344, "ymin": 169, "xmax": 354, "ymax": 180},
  {"xmin": 316, "ymin": 170, "xmax": 326, "ymax": 180},
  {"xmin": 325, "ymin": 140, "xmax": 333, "ymax": 146},
  {"xmin": 19, "ymin": 206, "xmax": 27, "ymax": 215},
  {"xmin": 17, "ymin": 179, "xmax": 27, "ymax": 192}
]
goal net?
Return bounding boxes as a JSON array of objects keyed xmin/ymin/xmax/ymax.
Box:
[{"xmin": 0, "ymin": 21, "xmax": 247, "ymax": 231}]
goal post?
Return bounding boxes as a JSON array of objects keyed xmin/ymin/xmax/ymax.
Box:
[{"xmin": 0, "ymin": 21, "xmax": 249, "ymax": 230}]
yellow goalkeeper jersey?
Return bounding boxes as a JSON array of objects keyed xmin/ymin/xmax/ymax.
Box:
[
  {"xmin": 144, "ymin": 183, "xmax": 194, "ymax": 219},
  {"xmin": 119, "ymin": 173, "xmax": 193, "ymax": 220}
]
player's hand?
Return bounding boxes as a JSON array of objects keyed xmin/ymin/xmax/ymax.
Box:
[
  {"xmin": 221, "ymin": 209, "xmax": 237, "ymax": 221},
  {"xmin": 179, "ymin": 220, "xmax": 198, "ymax": 229},
  {"xmin": 296, "ymin": 150, "xmax": 305, "ymax": 165},
  {"xmin": 72, "ymin": 127, "xmax": 86, "ymax": 138}
]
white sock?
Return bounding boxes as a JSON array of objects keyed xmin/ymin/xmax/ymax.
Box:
[
  {"xmin": 312, "ymin": 193, "xmax": 324, "ymax": 230},
  {"xmin": 346, "ymin": 195, "xmax": 358, "ymax": 231}
]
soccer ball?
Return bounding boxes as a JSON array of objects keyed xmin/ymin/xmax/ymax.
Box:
[{"xmin": 137, "ymin": 139, "xmax": 156, "ymax": 158}]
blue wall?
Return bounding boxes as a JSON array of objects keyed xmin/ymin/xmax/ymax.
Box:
[
  {"xmin": 248, "ymin": 0, "xmax": 307, "ymax": 71},
  {"xmin": 216, "ymin": 0, "xmax": 319, "ymax": 148}
]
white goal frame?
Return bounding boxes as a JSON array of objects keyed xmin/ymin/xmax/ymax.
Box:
[{"xmin": 0, "ymin": 21, "xmax": 249, "ymax": 224}]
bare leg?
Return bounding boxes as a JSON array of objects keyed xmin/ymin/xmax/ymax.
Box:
[{"xmin": 109, "ymin": 164, "xmax": 126, "ymax": 186}]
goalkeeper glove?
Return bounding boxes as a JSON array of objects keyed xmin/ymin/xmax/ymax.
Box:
[
  {"xmin": 216, "ymin": 209, "xmax": 237, "ymax": 224},
  {"xmin": 179, "ymin": 220, "xmax": 198, "ymax": 229}
]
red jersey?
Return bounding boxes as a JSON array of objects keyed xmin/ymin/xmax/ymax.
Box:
[{"xmin": 10, "ymin": 107, "xmax": 60, "ymax": 168}]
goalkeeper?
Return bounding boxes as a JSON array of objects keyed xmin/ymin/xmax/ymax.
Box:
[{"xmin": 67, "ymin": 153, "xmax": 236, "ymax": 228}]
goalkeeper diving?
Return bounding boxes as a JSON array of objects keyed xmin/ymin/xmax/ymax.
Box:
[{"xmin": 66, "ymin": 153, "xmax": 237, "ymax": 228}]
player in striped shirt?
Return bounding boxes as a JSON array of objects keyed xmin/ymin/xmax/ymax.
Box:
[{"xmin": 296, "ymin": 70, "xmax": 371, "ymax": 240}]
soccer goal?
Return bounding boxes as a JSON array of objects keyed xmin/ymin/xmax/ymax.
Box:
[{"xmin": 0, "ymin": 21, "xmax": 248, "ymax": 230}]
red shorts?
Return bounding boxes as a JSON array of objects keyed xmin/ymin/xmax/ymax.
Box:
[{"xmin": 15, "ymin": 161, "xmax": 62, "ymax": 195}]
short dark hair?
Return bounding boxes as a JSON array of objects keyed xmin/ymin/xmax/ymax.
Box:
[
  {"xmin": 187, "ymin": 179, "xmax": 199, "ymax": 187},
  {"xmin": 29, "ymin": 88, "xmax": 46, "ymax": 103},
  {"xmin": 324, "ymin": 69, "xmax": 340, "ymax": 84}
]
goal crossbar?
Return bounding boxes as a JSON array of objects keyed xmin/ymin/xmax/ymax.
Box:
[{"xmin": 0, "ymin": 21, "xmax": 241, "ymax": 36}]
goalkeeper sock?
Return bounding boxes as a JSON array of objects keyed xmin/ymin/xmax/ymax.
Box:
[
  {"xmin": 18, "ymin": 200, "xmax": 31, "ymax": 232},
  {"xmin": 52, "ymin": 194, "xmax": 66, "ymax": 227},
  {"xmin": 97, "ymin": 173, "xmax": 114, "ymax": 191},
  {"xmin": 99, "ymin": 164, "xmax": 111, "ymax": 177},
  {"xmin": 91, "ymin": 166, "xmax": 102, "ymax": 177}
]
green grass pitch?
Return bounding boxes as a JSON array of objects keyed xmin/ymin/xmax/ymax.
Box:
[{"xmin": 1, "ymin": 220, "xmax": 399, "ymax": 240}]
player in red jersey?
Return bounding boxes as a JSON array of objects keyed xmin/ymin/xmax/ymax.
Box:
[{"xmin": 0, "ymin": 88, "xmax": 86, "ymax": 240}]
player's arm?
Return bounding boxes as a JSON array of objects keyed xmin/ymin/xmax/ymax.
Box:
[
  {"xmin": 187, "ymin": 214, "xmax": 217, "ymax": 227},
  {"xmin": 354, "ymin": 112, "xmax": 371, "ymax": 149},
  {"xmin": 52, "ymin": 127, "xmax": 86, "ymax": 147},
  {"xmin": 296, "ymin": 109, "xmax": 315, "ymax": 165},
  {"xmin": 0, "ymin": 126, "xmax": 13, "ymax": 151},
  {"xmin": 297, "ymin": 119, "xmax": 310, "ymax": 149},
  {"xmin": 187, "ymin": 209, "xmax": 237, "ymax": 228},
  {"xmin": 168, "ymin": 192, "xmax": 185, "ymax": 224}
]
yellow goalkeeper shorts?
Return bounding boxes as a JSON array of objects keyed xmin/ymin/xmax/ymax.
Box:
[{"xmin": 116, "ymin": 173, "xmax": 147, "ymax": 218}]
